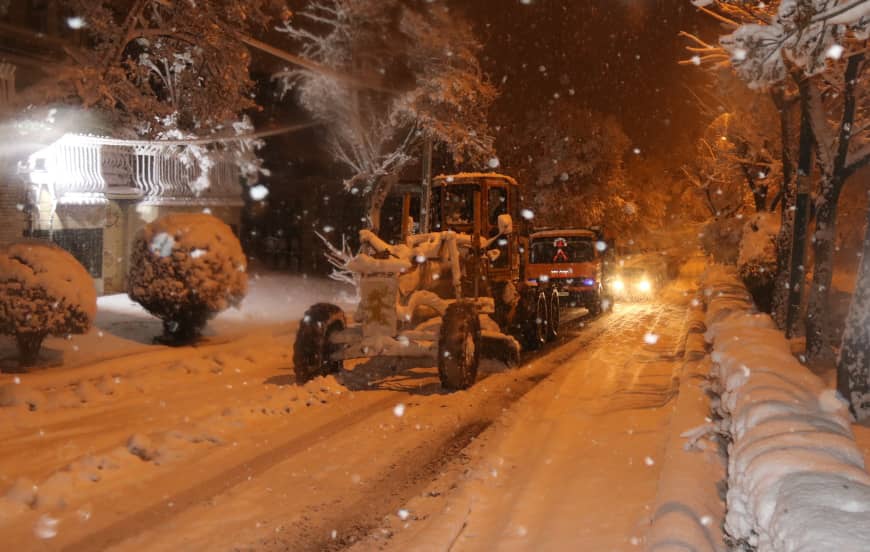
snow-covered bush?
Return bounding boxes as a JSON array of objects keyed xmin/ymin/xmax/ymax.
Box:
[
  {"xmin": 738, "ymin": 212, "xmax": 780, "ymax": 313},
  {"xmin": 127, "ymin": 213, "xmax": 247, "ymax": 344},
  {"xmin": 700, "ymin": 217, "xmax": 743, "ymax": 264},
  {"xmin": 0, "ymin": 241, "xmax": 96, "ymax": 366}
]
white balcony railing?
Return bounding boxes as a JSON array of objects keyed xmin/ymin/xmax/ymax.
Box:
[{"xmin": 22, "ymin": 133, "xmax": 244, "ymax": 206}]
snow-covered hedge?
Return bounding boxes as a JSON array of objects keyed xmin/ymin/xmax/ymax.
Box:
[
  {"xmin": 737, "ymin": 212, "xmax": 779, "ymax": 313},
  {"xmin": 700, "ymin": 217, "xmax": 743, "ymax": 264},
  {"xmin": 703, "ymin": 266, "xmax": 870, "ymax": 551},
  {"xmin": 0, "ymin": 240, "xmax": 96, "ymax": 366},
  {"xmin": 127, "ymin": 213, "xmax": 247, "ymax": 343}
]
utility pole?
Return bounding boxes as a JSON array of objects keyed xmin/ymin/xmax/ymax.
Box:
[{"xmin": 420, "ymin": 138, "xmax": 433, "ymax": 232}]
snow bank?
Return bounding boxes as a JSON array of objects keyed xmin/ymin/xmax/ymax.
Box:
[
  {"xmin": 703, "ymin": 265, "xmax": 870, "ymax": 551},
  {"xmin": 737, "ymin": 212, "xmax": 779, "ymax": 271}
]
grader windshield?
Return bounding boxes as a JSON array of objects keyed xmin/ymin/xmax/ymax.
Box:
[{"xmin": 430, "ymin": 174, "xmax": 517, "ymax": 235}]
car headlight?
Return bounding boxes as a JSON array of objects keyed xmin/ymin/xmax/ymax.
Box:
[
  {"xmin": 637, "ymin": 279, "xmax": 652, "ymax": 293},
  {"xmin": 611, "ymin": 279, "xmax": 624, "ymax": 292}
]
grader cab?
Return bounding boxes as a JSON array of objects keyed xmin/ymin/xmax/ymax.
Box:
[{"xmin": 293, "ymin": 173, "xmax": 562, "ymax": 390}]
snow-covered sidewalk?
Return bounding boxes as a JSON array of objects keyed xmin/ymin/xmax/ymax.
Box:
[{"xmin": 0, "ymin": 273, "xmax": 352, "ymax": 373}]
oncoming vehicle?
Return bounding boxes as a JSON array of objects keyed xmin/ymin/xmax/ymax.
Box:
[
  {"xmin": 609, "ymin": 264, "xmax": 657, "ymax": 301},
  {"xmin": 526, "ymin": 228, "xmax": 610, "ymax": 314},
  {"xmin": 294, "ymin": 173, "xmax": 561, "ymax": 391}
]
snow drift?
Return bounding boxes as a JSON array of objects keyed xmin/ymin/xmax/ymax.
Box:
[{"xmin": 703, "ymin": 265, "xmax": 870, "ymax": 551}]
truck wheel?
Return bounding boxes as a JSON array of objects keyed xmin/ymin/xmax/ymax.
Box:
[
  {"xmin": 293, "ymin": 303, "xmax": 346, "ymax": 385},
  {"xmin": 438, "ymin": 302, "xmax": 481, "ymax": 390},
  {"xmin": 547, "ymin": 288, "xmax": 560, "ymax": 342},
  {"xmin": 523, "ymin": 291, "xmax": 548, "ymax": 350},
  {"xmin": 588, "ymin": 287, "xmax": 604, "ymax": 316}
]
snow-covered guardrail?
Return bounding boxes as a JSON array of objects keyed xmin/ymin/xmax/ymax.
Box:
[{"xmin": 703, "ymin": 266, "xmax": 870, "ymax": 551}]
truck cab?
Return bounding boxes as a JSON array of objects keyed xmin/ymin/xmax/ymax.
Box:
[{"xmin": 527, "ymin": 228, "xmax": 608, "ymax": 312}]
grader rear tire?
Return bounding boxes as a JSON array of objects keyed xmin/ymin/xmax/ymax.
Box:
[
  {"xmin": 438, "ymin": 302, "xmax": 481, "ymax": 390},
  {"xmin": 293, "ymin": 303, "xmax": 346, "ymax": 385}
]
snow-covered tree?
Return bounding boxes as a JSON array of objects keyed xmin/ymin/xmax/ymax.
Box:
[
  {"xmin": 32, "ymin": 0, "xmax": 289, "ymax": 136},
  {"xmin": 687, "ymin": 0, "xmax": 870, "ymax": 413},
  {"xmin": 498, "ymin": 104, "xmax": 637, "ymax": 232},
  {"xmin": 275, "ymin": 0, "xmax": 496, "ymax": 231},
  {"xmin": 127, "ymin": 213, "xmax": 248, "ymax": 344},
  {"xmin": 10, "ymin": 1, "xmax": 286, "ymax": 187},
  {"xmin": 838, "ymin": 195, "xmax": 870, "ymax": 419},
  {"xmin": 0, "ymin": 241, "xmax": 96, "ymax": 367}
]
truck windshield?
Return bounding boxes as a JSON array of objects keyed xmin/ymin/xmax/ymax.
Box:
[{"xmin": 530, "ymin": 237, "xmax": 595, "ymax": 264}]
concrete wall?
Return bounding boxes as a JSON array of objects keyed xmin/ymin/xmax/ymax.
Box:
[{"xmin": 0, "ymin": 178, "xmax": 29, "ymax": 247}]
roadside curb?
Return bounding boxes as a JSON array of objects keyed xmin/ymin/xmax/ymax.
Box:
[{"xmin": 646, "ymin": 287, "xmax": 726, "ymax": 552}]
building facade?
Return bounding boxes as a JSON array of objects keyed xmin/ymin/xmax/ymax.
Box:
[
  {"xmin": 0, "ymin": 2, "xmax": 245, "ymax": 294},
  {"xmin": 18, "ymin": 134, "xmax": 244, "ymax": 294}
]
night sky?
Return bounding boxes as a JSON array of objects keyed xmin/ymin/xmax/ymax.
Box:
[{"xmin": 457, "ymin": 0, "xmax": 716, "ymax": 164}]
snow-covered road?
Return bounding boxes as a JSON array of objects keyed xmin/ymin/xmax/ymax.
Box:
[{"xmin": 0, "ymin": 260, "xmax": 702, "ymax": 551}]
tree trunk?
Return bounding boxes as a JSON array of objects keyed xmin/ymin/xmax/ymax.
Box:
[
  {"xmin": 837, "ymin": 196, "xmax": 870, "ymax": 420},
  {"xmin": 771, "ymin": 88, "xmax": 797, "ymax": 328},
  {"xmin": 16, "ymin": 332, "xmax": 46, "ymax": 367},
  {"xmin": 805, "ymin": 54, "xmax": 863, "ymax": 359},
  {"xmin": 367, "ymin": 173, "xmax": 399, "ymax": 234},
  {"xmin": 785, "ymin": 80, "xmax": 814, "ymax": 338},
  {"xmin": 806, "ymin": 179, "xmax": 842, "ymax": 360}
]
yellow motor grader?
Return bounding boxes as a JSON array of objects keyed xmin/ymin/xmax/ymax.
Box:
[{"xmin": 293, "ymin": 173, "xmax": 561, "ymax": 390}]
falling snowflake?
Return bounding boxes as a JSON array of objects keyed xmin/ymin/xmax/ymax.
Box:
[
  {"xmin": 397, "ymin": 509, "xmax": 410, "ymax": 520},
  {"xmin": 643, "ymin": 333, "xmax": 659, "ymax": 345},
  {"xmin": 149, "ymin": 232, "xmax": 175, "ymax": 257},
  {"xmin": 13, "ymin": 376, "xmax": 20, "ymax": 384},
  {"xmin": 644, "ymin": 456, "xmax": 655, "ymax": 466},
  {"xmin": 393, "ymin": 403, "xmax": 406, "ymax": 417},
  {"xmin": 190, "ymin": 249, "xmax": 207, "ymax": 259},
  {"xmin": 691, "ymin": 55, "xmax": 701, "ymax": 66},
  {"xmin": 520, "ymin": 208, "xmax": 534, "ymax": 220},
  {"xmin": 488, "ymin": 157, "xmax": 500, "ymax": 169},
  {"xmin": 249, "ymin": 184, "xmax": 269, "ymax": 201},
  {"xmin": 700, "ymin": 515, "xmax": 712, "ymax": 526},
  {"xmin": 826, "ymin": 44, "xmax": 844, "ymax": 60},
  {"xmin": 66, "ymin": 16, "xmax": 86, "ymax": 29},
  {"xmin": 595, "ymin": 241, "xmax": 607, "ymax": 252}
]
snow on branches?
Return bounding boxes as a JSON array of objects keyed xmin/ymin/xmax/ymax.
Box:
[
  {"xmin": 275, "ymin": 0, "xmax": 496, "ymax": 229},
  {"xmin": 686, "ymin": 1, "xmax": 869, "ymax": 88},
  {"xmin": 50, "ymin": 0, "xmax": 287, "ymax": 135}
]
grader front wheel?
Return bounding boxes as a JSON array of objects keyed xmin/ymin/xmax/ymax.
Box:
[
  {"xmin": 293, "ymin": 303, "xmax": 346, "ymax": 385},
  {"xmin": 438, "ymin": 302, "xmax": 481, "ymax": 390}
]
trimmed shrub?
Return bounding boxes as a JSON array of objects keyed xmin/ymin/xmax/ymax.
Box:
[
  {"xmin": 0, "ymin": 240, "xmax": 96, "ymax": 367},
  {"xmin": 127, "ymin": 213, "xmax": 247, "ymax": 344}
]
